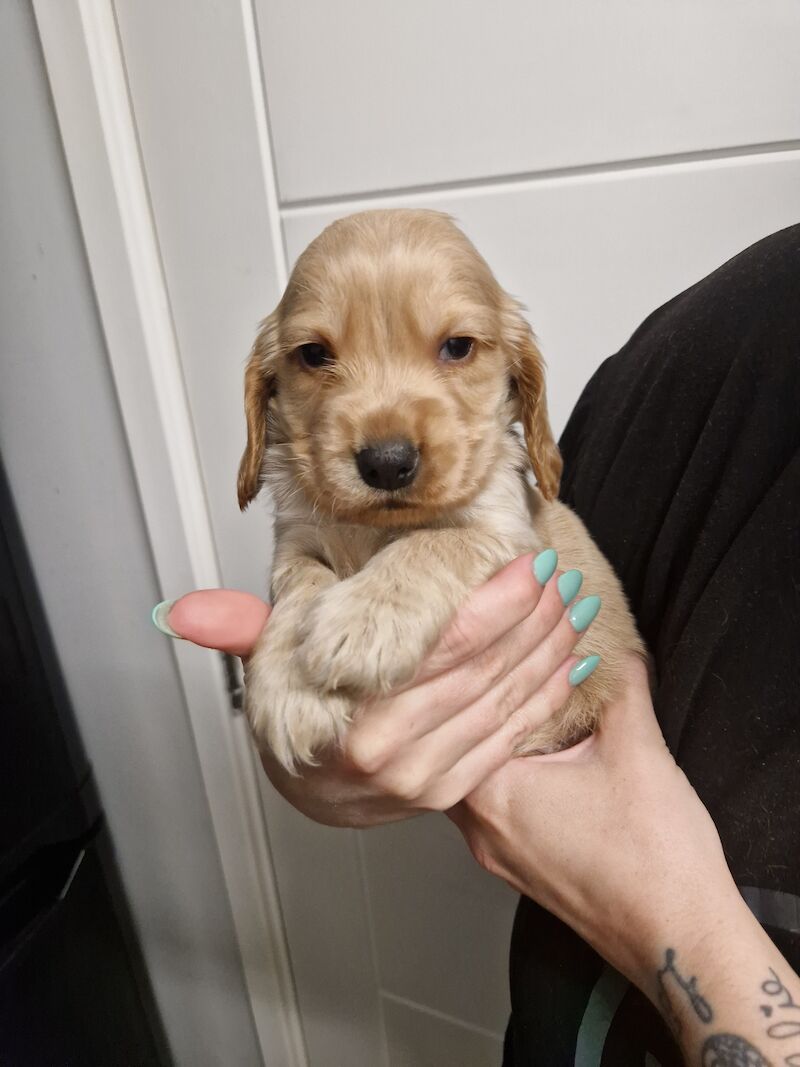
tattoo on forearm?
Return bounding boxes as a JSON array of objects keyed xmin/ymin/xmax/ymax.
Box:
[
  {"xmin": 758, "ymin": 967, "xmax": 800, "ymax": 1064},
  {"xmin": 657, "ymin": 947, "xmax": 714, "ymax": 1036},
  {"xmin": 654, "ymin": 950, "xmax": 800, "ymax": 1066},
  {"xmin": 761, "ymin": 967, "xmax": 800, "ymax": 1039},
  {"xmin": 695, "ymin": 965, "xmax": 800, "ymax": 1067},
  {"xmin": 700, "ymin": 1033, "xmax": 773, "ymax": 1065}
]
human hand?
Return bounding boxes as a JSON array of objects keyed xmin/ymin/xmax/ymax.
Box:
[{"xmin": 154, "ymin": 552, "xmax": 602, "ymax": 828}]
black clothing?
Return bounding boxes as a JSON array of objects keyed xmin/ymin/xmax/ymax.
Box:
[{"xmin": 504, "ymin": 225, "xmax": 800, "ymax": 1065}]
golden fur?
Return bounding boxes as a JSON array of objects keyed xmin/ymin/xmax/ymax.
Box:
[{"xmin": 238, "ymin": 209, "xmax": 645, "ymax": 771}]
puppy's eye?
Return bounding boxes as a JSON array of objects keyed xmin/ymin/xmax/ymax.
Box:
[
  {"xmin": 439, "ymin": 337, "xmax": 474, "ymax": 362},
  {"xmin": 297, "ymin": 342, "xmax": 334, "ymax": 369}
]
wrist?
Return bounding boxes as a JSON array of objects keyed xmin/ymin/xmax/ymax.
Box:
[
  {"xmin": 633, "ymin": 892, "xmax": 798, "ymax": 1062},
  {"xmin": 616, "ymin": 883, "xmax": 789, "ymax": 1055},
  {"xmin": 580, "ymin": 867, "xmax": 751, "ymax": 997},
  {"xmin": 642, "ymin": 881, "xmax": 749, "ymax": 983}
]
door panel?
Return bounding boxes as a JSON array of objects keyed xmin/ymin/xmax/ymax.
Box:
[
  {"xmin": 363, "ymin": 817, "xmax": 516, "ymax": 1031},
  {"xmin": 255, "ymin": 0, "xmax": 800, "ymax": 202},
  {"xmin": 383, "ymin": 996, "xmax": 503, "ymax": 1067},
  {"xmin": 253, "ymin": 788, "xmax": 386, "ymax": 1067}
]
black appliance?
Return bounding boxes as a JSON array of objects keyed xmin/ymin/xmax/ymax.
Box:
[{"xmin": 0, "ymin": 457, "xmax": 171, "ymax": 1065}]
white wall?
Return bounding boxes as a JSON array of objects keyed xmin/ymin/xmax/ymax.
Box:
[{"xmin": 0, "ymin": 3, "xmax": 262, "ymax": 1064}]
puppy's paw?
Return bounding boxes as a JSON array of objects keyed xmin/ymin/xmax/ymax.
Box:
[
  {"xmin": 244, "ymin": 638, "xmax": 354, "ymax": 772},
  {"xmin": 300, "ymin": 578, "xmax": 438, "ymax": 695}
]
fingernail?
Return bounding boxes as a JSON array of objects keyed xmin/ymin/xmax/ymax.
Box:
[
  {"xmin": 568, "ymin": 594, "xmax": 602, "ymax": 633},
  {"xmin": 532, "ymin": 548, "xmax": 558, "ymax": 585},
  {"xmin": 569, "ymin": 654, "xmax": 601, "ymax": 686},
  {"xmin": 557, "ymin": 569, "xmax": 583, "ymax": 606},
  {"xmin": 151, "ymin": 599, "xmax": 182, "ymax": 639}
]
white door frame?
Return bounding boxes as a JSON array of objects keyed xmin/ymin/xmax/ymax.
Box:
[{"xmin": 32, "ymin": 2, "xmax": 305, "ymax": 1063}]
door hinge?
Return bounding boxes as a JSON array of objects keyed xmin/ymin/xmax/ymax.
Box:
[{"xmin": 221, "ymin": 652, "xmax": 244, "ymax": 713}]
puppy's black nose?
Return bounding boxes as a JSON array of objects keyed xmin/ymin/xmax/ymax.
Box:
[{"xmin": 356, "ymin": 439, "xmax": 419, "ymax": 491}]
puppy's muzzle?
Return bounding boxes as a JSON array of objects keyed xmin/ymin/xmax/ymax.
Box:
[{"xmin": 356, "ymin": 439, "xmax": 419, "ymax": 492}]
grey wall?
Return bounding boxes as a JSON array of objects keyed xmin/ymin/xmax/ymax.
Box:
[{"xmin": 0, "ymin": 2, "xmax": 261, "ymax": 1063}]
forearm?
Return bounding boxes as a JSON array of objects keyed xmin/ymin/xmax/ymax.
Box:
[
  {"xmin": 629, "ymin": 889, "xmax": 800, "ymax": 1065},
  {"xmin": 456, "ymin": 666, "xmax": 800, "ymax": 1067}
]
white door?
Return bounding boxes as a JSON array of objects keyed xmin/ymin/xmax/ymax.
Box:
[{"xmin": 38, "ymin": 1, "xmax": 800, "ymax": 1063}]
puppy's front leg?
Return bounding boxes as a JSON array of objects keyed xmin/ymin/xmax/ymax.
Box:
[
  {"xmin": 245, "ymin": 555, "xmax": 355, "ymax": 770},
  {"xmin": 300, "ymin": 529, "xmax": 513, "ymax": 695}
]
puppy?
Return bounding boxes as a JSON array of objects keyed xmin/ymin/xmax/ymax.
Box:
[{"xmin": 238, "ymin": 209, "xmax": 645, "ymax": 772}]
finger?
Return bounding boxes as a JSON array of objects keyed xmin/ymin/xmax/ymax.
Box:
[
  {"xmin": 347, "ymin": 572, "xmax": 605, "ymax": 767},
  {"xmin": 382, "ymin": 655, "xmax": 585, "ymax": 811},
  {"xmin": 503, "ymin": 654, "xmax": 657, "ymax": 771},
  {"xmin": 420, "ymin": 612, "xmax": 597, "ymax": 768},
  {"xmin": 427, "ymin": 657, "xmax": 587, "ymax": 810},
  {"xmin": 476, "ymin": 655, "xmax": 656, "ymax": 781},
  {"xmin": 155, "ymin": 589, "xmax": 271, "ymax": 657},
  {"xmin": 451, "ymin": 658, "xmax": 655, "ymax": 827},
  {"xmin": 347, "ymin": 575, "xmax": 570, "ymax": 764},
  {"xmin": 414, "ymin": 553, "xmax": 549, "ymax": 681}
]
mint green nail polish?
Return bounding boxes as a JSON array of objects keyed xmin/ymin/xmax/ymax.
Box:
[
  {"xmin": 569, "ymin": 654, "xmax": 601, "ymax": 686},
  {"xmin": 532, "ymin": 548, "xmax": 558, "ymax": 584},
  {"xmin": 557, "ymin": 569, "xmax": 583, "ymax": 606},
  {"xmin": 151, "ymin": 600, "xmax": 181, "ymax": 639},
  {"xmin": 568, "ymin": 594, "xmax": 602, "ymax": 633}
]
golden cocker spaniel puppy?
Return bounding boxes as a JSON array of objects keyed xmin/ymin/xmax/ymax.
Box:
[{"xmin": 239, "ymin": 209, "xmax": 644, "ymax": 771}]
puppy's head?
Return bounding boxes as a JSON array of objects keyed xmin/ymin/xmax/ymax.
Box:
[{"xmin": 238, "ymin": 209, "xmax": 561, "ymax": 523}]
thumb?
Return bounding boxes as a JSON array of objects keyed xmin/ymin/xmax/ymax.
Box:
[{"xmin": 152, "ymin": 589, "xmax": 270, "ymax": 658}]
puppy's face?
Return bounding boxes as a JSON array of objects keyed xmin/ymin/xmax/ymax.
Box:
[{"xmin": 239, "ymin": 210, "xmax": 560, "ymax": 525}]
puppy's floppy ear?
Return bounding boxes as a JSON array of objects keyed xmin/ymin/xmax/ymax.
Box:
[
  {"xmin": 502, "ymin": 296, "xmax": 562, "ymax": 501},
  {"xmin": 237, "ymin": 311, "xmax": 280, "ymax": 511}
]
